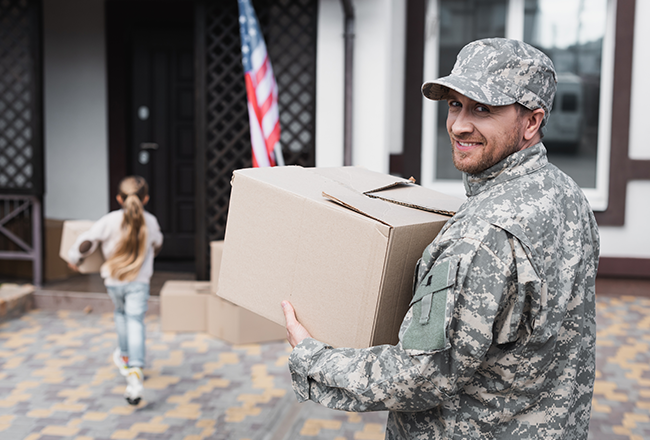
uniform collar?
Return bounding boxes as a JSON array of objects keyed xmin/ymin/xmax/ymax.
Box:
[{"xmin": 462, "ymin": 142, "xmax": 548, "ymax": 197}]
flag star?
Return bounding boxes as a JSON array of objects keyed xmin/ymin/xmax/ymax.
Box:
[
  {"xmin": 239, "ymin": 16, "xmax": 246, "ymax": 24},
  {"xmin": 242, "ymin": 45, "xmax": 249, "ymax": 54}
]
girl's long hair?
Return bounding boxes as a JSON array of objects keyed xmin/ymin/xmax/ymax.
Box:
[{"xmin": 103, "ymin": 176, "xmax": 149, "ymax": 281}]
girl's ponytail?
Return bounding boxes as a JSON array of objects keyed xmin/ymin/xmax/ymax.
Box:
[{"xmin": 103, "ymin": 176, "xmax": 149, "ymax": 281}]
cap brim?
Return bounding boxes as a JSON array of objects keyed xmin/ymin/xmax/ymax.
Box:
[{"xmin": 422, "ymin": 75, "xmax": 517, "ymax": 107}]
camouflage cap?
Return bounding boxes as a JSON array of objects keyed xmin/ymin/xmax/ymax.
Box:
[{"xmin": 422, "ymin": 38, "xmax": 557, "ymax": 127}]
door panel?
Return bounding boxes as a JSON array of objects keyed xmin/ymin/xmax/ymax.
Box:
[{"xmin": 131, "ymin": 29, "xmax": 194, "ymax": 260}]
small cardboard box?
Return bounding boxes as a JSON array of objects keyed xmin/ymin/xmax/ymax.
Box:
[
  {"xmin": 207, "ymin": 294, "xmax": 286, "ymax": 345},
  {"xmin": 45, "ymin": 219, "xmax": 76, "ymax": 281},
  {"xmin": 217, "ymin": 166, "xmax": 462, "ymax": 349},
  {"xmin": 59, "ymin": 220, "xmax": 105, "ymax": 274},
  {"xmin": 160, "ymin": 281, "xmax": 209, "ymax": 332},
  {"xmin": 162, "ymin": 280, "xmax": 212, "ymax": 294},
  {"xmin": 210, "ymin": 241, "xmax": 225, "ymax": 294}
]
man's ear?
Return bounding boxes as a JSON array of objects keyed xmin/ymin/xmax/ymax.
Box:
[
  {"xmin": 523, "ymin": 108, "xmax": 546, "ymax": 141},
  {"xmin": 143, "ymin": 195, "xmax": 150, "ymax": 205},
  {"xmin": 116, "ymin": 194, "xmax": 124, "ymax": 205}
]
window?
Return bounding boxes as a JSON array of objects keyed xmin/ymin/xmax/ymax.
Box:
[{"xmin": 421, "ymin": 0, "xmax": 614, "ymax": 210}]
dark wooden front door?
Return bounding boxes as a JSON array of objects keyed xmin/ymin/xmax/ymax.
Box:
[{"xmin": 131, "ymin": 29, "xmax": 195, "ymax": 261}]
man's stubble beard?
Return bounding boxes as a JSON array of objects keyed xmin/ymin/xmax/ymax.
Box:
[{"xmin": 450, "ymin": 123, "xmax": 525, "ymax": 175}]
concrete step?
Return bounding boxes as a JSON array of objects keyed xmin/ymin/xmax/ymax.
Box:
[
  {"xmin": 33, "ymin": 289, "xmax": 160, "ymax": 315},
  {"xmin": 0, "ymin": 283, "xmax": 35, "ymax": 323}
]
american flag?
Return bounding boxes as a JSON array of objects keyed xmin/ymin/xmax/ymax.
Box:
[{"xmin": 238, "ymin": 0, "xmax": 284, "ymax": 167}]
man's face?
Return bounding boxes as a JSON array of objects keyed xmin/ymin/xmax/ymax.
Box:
[{"xmin": 445, "ymin": 90, "xmax": 529, "ymax": 174}]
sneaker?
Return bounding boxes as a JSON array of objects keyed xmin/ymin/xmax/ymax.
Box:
[
  {"xmin": 112, "ymin": 348, "xmax": 129, "ymax": 377},
  {"xmin": 124, "ymin": 367, "xmax": 143, "ymax": 405}
]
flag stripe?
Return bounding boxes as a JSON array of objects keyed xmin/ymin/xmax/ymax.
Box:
[
  {"xmin": 238, "ymin": 0, "xmax": 283, "ymax": 167},
  {"xmin": 262, "ymin": 101, "xmax": 279, "ymax": 137},
  {"xmin": 265, "ymin": 122, "xmax": 281, "ymax": 154},
  {"xmin": 248, "ymin": 102, "xmax": 272, "ymax": 167},
  {"xmin": 255, "ymin": 57, "xmax": 269, "ymax": 86}
]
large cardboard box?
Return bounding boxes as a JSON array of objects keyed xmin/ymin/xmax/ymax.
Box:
[
  {"xmin": 207, "ymin": 295, "xmax": 286, "ymax": 345},
  {"xmin": 217, "ymin": 166, "xmax": 462, "ymax": 349},
  {"xmin": 160, "ymin": 281, "xmax": 210, "ymax": 332},
  {"xmin": 58, "ymin": 220, "xmax": 105, "ymax": 274},
  {"xmin": 208, "ymin": 239, "xmax": 284, "ymax": 344}
]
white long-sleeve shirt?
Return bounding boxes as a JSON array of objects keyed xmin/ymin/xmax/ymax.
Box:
[{"xmin": 67, "ymin": 209, "xmax": 164, "ymax": 286}]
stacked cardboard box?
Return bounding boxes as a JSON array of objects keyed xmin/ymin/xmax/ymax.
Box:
[
  {"xmin": 160, "ymin": 241, "xmax": 285, "ymax": 344},
  {"xmin": 160, "ymin": 281, "xmax": 210, "ymax": 332},
  {"xmin": 207, "ymin": 240, "xmax": 286, "ymax": 344},
  {"xmin": 217, "ymin": 166, "xmax": 462, "ymax": 349}
]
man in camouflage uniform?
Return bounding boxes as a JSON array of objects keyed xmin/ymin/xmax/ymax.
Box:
[{"xmin": 282, "ymin": 38, "xmax": 600, "ymax": 439}]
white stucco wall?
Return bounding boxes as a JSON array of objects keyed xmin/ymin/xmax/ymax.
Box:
[
  {"xmin": 43, "ymin": 0, "xmax": 108, "ymax": 221},
  {"xmin": 598, "ymin": 1, "xmax": 650, "ymax": 259},
  {"xmin": 387, "ymin": 0, "xmax": 406, "ymax": 156},
  {"xmin": 315, "ymin": 0, "xmax": 344, "ymax": 167},
  {"xmin": 628, "ymin": 0, "xmax": 650, "ymax": 161},
  {"xmin": 352, "ymin": 0, "xmax": 403, "ymax": 172},
  {"xmin": 599, "ymin": 181, "xmax": 650, "ymax": 258},
  {"xmin": 315, "ymin": 0, "xmax": 406, "ymax": 171}
]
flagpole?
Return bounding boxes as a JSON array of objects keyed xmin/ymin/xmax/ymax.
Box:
[
  {"xmin": 274, "ymin": 144, "xmax": 285, "ymax": 166},
  {"xmin": 341, "ymin": 0, "xmax": 355, "ymax": 166}
]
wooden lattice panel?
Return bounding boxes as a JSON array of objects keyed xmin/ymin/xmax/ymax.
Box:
[
  {"xmin": 202, "ymin": 0, "xmax": 317, "ymax": 248},
  {"xmin": 0, "ymin": 0, "xmax": 42, "ymax": 195},
  {"xmin": 267, "ymin": 0, "xmax": 317, "ymax": 166}
]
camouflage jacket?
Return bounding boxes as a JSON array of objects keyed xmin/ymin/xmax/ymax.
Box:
[{"xmin": 288, "ymin": 143, "xmax": 600, "ymax": 439}]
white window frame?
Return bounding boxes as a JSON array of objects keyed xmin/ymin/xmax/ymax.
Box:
[{"xmin": 420, "ymin": 0, "xmax": 616, "ymax": 211}]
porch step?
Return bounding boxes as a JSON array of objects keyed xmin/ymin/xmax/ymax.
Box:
[
  {"xmin": 32, "ymin": 290, "xmax": 160, "ymax": 315},
  {"xmin": 0, "ymin": 285, "xmax": 161, "ymax": 322},
  {"xmin": 0, "ymin": 283, "xmax": 35, "ymax": 323}
]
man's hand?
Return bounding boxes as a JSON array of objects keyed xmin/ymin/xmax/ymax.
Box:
[
  {"xmin": 281, "ymin": 301, "xmax": 312, "ymax": 348},
  {"xmin": 68, "ymin": 262, "xmax": 80, "ymax": 272}
]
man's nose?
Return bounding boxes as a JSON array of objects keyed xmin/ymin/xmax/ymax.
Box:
[{"xmin": 448, "ymin": 110, "xmax": 473, "ymax": 135}]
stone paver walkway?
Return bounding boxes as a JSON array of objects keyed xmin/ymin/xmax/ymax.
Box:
[{"xmin": 0, "ymin": 294, "xmax": 648, "ymax": 439}]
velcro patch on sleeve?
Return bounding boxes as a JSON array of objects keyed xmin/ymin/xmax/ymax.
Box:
[{"xmin": 401, "ymin": 259, "xmax": 456, "ymax": 352}]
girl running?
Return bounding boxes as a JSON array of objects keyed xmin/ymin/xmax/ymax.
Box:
[{"xmin": 68, "ymin": 176, "xmax": 163, "ymax": 405}]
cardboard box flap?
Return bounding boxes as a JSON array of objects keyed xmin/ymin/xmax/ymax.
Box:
[
  {"xmin": 365, "ymin": 184, "xmax": 463, "ymax": 216},
  {"xmin": 234, "ymin": 166, "xmax": 330, "ymax": 201},
  {"xmin": 233, "ymin": 166, "xmax": 462, "ymax": 218},
  {"xmin": 322, "ymin": 187, "xmax": 391, "ymax": 227},
  {"xmin": 314, "ymin": 167, "xmax": 462, "ymax": 217},
  {"xmin": 311, "ymin": 166, "xmax": 413, "ymax": 194},
  {"xmin": 322, "ymin": 180, "xmax": 447, "ymax": 228}
]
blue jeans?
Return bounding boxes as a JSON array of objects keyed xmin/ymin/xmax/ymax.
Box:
[{"xmin": 106, "ymin": 283, "xmax": 149, "ymax": 368}]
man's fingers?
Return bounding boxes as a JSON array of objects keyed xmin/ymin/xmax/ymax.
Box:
[
  {"xmin": 282, "ymin": 300, "xmax": 313, "ymax": 348},
  {"xmin": 281, "ymin": 300, "xmax": 297, "ymax": 326}
]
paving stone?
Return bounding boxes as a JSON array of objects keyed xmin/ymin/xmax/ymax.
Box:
[{"xmin": 0, "ymin": 294, "xmax": 648, "ymax": 439}]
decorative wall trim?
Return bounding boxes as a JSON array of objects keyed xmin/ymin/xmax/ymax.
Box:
[
  {"xmin": 394, "ymin": 0, "xmax": 425, "ymax": 181},
  {"xmin": 594, "ymin": 0, "xmax": 650, "ymax": 226},
  {"xmin": 598, "ymin": 257, "xmax": 650, "ymax": 279}
]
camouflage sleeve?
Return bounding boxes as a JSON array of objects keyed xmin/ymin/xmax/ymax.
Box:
[
  {"xmin": 289, "ymin": 338, "xmax": 437, "ymax": 412},
  {"xmin": 288, "ymin": 235, "xmax": 518, "ymax": 413}
]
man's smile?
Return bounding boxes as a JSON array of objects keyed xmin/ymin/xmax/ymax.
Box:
[{"xmin": 454, "ymin": 139, "xmax": 483, "ymax": 151}]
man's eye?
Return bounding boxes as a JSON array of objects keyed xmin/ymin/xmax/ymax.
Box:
[
  {"xmin": 448, "ymin": 101, "xmax": 461, "ymax": 108},
  {"xmin": 476, "ymin": 105, "xmax": 490, "ymax": 113}
]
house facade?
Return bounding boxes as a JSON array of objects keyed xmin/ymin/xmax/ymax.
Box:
[{"xmin": 0, "ymin": 0, "xmax": 647, "ymax": 282}]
